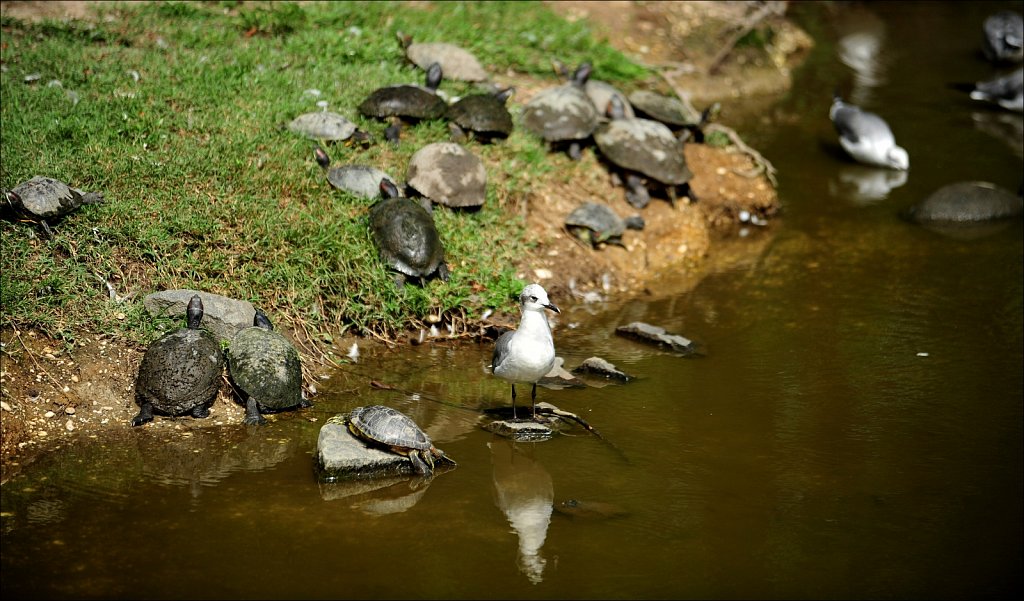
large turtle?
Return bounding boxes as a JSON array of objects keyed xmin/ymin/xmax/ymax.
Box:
[
  {"xmin": 287, "ymin": 111, "xmax": 370, "ymax": 147},
  {"xmin": 398, "ymin": 32, "xmax": 489, "ymax": 82},
  {"xmin": 564, "ymin": 201, "xmax": 644, "ymax": 249},
  {"xmin": 594, "ymin": 96, "xmax": 696, "ymax": 209},
  {"xmin": 358, "ymin": 62, "xmax": 447, "ymax": 145},
  {"xmin": 132, "ymin": 294, "xmax": 225, "ymax": 427},
  {"xmin": 406, "ymin": 142, "xmax": 487, "ymax": 209},
  {"xmin": 3, "ymin": 175, "xmax": 104, "ymax": 237},
  {"xmin": 446, "ymin": 87, "xmax": 514, "ymax": 143},
  {"xmin": 314, "ymin": 146, "xmax": 398, "ymax": 200},
  {"xmin": 370, "ymin": 179, "xmax": 450, "ymax": 285},
  {"xmin": 226, "ymin": 310, "xmax": 311, "ymax": 426},
  {"xmin": 521, "ymin": 62, "xmax": 600, "ymax": 160},
  {"xmin": 346, "ymin": 404, "xmax": 453, "ymax": 476}
]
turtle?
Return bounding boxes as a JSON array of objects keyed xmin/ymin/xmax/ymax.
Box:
[
  {"xmin": 287, "ymin": 111, "xmax": 370, "ymax": 147},
  {"xmin": 406, "ymin": 142, "xmax": 487, "ymax": 209},
  {"xmin": 521, "ymin": 62, "xmax": 600, "ymax": 160},
  {"xmin": 226, "ymin": 310, "xmax": 311, "ymax": 426},
  {"xmin": 3, "ymin": 175, "xmax": 104, "ymax": 237},
  {"xmin": 369, "ymin": 178, "xmax": 450, "ymax": 285},
  {"xmin": 627, "ymin": 89, "xmax": 714, "ymax": 142},
  {"xmin": 594, "ymin": 95, "xmax": 696, "ymax": 209},
  {"xmin": 397, "ymin": 32, "xmax": 489, "ymax": 82},
  {"xmin": 446, "ymin": 87, "xmax": 514, "ymax": 143},
  {"xmin": 357, "ymin": 62, "xmax": 447, "ymax": 145},
  {"xmin": 902, "ymin": 181, "xmax": 1023, "ymax": 224},
  {"xmin": 132, "ymin": 294, "xmax": 225, "ymax": 427},
  {"xmin": 346, "ymin": 404, "xmax": 453, "ymax": 476},
  {"xmin": 585, "ymin": 79, "xmax": 634, "ymax": 121},
  {"xmin": 314, "ymin": 146, "xmax": 398, "ymax": 200},
  {"xmin": 564, "ymin": 201, "xmax": 644, "ymax": 248}
]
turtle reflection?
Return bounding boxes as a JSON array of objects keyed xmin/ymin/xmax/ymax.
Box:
[{"xmin": 489, "ymin": 440, "xmax": 554, "ymax": 585}]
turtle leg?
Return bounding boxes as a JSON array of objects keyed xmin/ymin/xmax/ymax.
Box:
[
  {"xmin": 39, "ymin": 219, "xmax": 55, "ymax": 239},
  {"xmin": 408, "ymin": 450, "xmax": 433, "ymax": 476},
  {"xmin": 448, "ymin": 122, "xmax": 468, "ymax": 144},
  {"xmin": 624, "ymin": 174, "xmax": 651, "ymax": 209},
  {"xmin": 131, "ymin": 402, "xmax": 154, "ymax": 427},
  {"xmin": 191, "ymin": 404, "xmax": 211, "ymax": 419},
  {"xmin": 243, "ymin": 397, "xmax": 267, "ymax": 426},
  {"xmin": 385, "ymin": 117, "xmax": 402, "ymax": 146},
  {"xmin": 568, "ymin": 141, "xmax": 583, "ymax": 161},
  {"xmin": 392, "ymin": 272, "xmax": 408, "ymax": 288},
  {"xmin": 680, "ymin": 182, "xmax": 698, "ymax": 204},
  {"xmin": 437, "ymin": 261, "xmax": 451, "ymax": 282},
  {"xmin": 299, "ymin": 394, "xmax": 314, "ymax": 409}
]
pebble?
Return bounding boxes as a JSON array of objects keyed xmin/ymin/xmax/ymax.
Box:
[
  {"xmin": 65, "ymin": 407, "xmax": 76, "ymax": 415},
  {"xmin": 71, "ymin": 375, "xmax": 79, "ymax": 383},
  {"xmin": 65, "ymin": 420, "xmax": 75, "ymax": 432},
  {"xmin": 44, "ymin": 410, "xmax": 55, "ymax": 418}
]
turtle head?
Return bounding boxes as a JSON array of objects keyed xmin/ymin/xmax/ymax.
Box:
[
  {"xmin": 314, "ymin": 146, "xmax": 331, "ymax": 169},
  {"xmin": 572, "ymin": 62, "xmax": 593, "ymax": 87},
  {"xmin": 186, "ymin": 294, "xmax": 204, "ymax": 330},
  {"xmin": 425, "ymin": 62, "xmax": 443, "ymax": 93},
  {"xmin": 605, "ymin": 96, "xmax": 626, "ymax": 120},
  {"xmin": 379, "ymin": 178, "xmax": 400, "ymax": 199},
  {"xmin": 253, "ymin": 310, "xmax": 274, "ymax": 330},
  {"xmin": 496, "ymin": 87, "xmax": 516, "ymax": 104}
]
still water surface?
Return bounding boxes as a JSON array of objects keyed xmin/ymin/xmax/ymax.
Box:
[{"xmin": 2, "ymin": 2, "xmax": 1021, "ymax": 599}]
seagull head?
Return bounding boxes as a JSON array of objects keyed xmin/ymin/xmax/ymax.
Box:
[
  {"xmin": 886, "ymin": 146, "xmax": 910, "ymax": 170},
  {"xmin": 520, "ymin": 283, "xmax": 560, "ymax": 314}
]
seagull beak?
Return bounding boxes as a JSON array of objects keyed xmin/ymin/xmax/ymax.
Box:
[{"xmin": 545, "ymin": 302, "xmax": 560, "ymax": 314}]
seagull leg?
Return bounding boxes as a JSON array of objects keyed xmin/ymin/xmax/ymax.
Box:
[
  {"xmin": 511, "ymin": 383, "xmax": 518, "ymax": 420},
  {"xmin": 531, "ymin": 382, "xmax": 538, "ymax": 419}
]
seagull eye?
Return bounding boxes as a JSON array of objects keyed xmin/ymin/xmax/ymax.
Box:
[{"xmin": 530, "ymin": 296, "xmax": 538, "ymax": 302}]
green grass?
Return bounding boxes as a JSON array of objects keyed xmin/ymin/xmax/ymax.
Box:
[{"xmin": 0, "ymin": 1, "xmax": 648, "ymax": 350}]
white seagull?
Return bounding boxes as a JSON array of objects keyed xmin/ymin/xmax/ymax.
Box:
[
  {"xmin": 491, "ymin": 283, "xmax": 560, "ymax": 420},
  {"xmin": 951, "ymin": 67, "xmax": 1024, "ymax": 113},
  {"xmin": 829, "ymin": 95, "xmax": 909, "ymax": 170}
]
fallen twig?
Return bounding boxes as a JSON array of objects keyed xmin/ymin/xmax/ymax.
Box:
[
  {"xmin": 706, "ymin": 1, "xmax": 787, "ymax": 75},
  {"xmin": 705, "ymin": 123, "xmax": 779, "ymax": 188}
]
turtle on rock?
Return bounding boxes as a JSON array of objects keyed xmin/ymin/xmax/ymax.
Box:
[
  {"xmin": 132, "ymin": 294, "xmax": 225, "ymax": 427},
  {"xmin": 369, "ymin": 179, "xmax": 450, "ymax": 286},
  {"xmin": 564, "ymin": 201, "xmax": 644, "ymax": 249},
  {"xmin": 345, "ymin": 405, "xmax": 455, "ymax": 476},
  {"xmin": 594, "ymin": 96, "xmax": 696, "ymax": 209},
  {"xmin": 446, "ymin": 87, "xmax": 515, "ymax": 143},
  {"xmin": 358, "ymin": 62, "xmax": 447, "ymax": 145},
  {"xmin": 522, "ymin": 62, "xmax": 600, "ymax": 160},
  {"xmin": 627, "ymin": 89, "xmax": 716, "ymax": 142},
  {"xmin": 314, "ymin": 146, "xmax": 398, "ymax": 200},
  {"xmin": 3, "ymin": 175, "xmax": 104, "ymax": 237},
  {"xmin": 226, "ymin": 310, "xmax": 311, "ymax": 426}
]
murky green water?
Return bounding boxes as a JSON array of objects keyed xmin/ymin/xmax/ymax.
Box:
[{"xmin": 3, "ymin": 2, "xmax": 1021, "ymax": 599}]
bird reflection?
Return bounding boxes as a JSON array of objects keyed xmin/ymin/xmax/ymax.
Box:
[
  {"xmin": 971, "ymin": 111, "xmax": 1024, "ymax": 158},
  {"xmin": 836, "ymin": 7, "xmax": 889, "ymax": 106},
  {"xmin": 489, "ymin": 440, "xmax": 554, "ymax": 585},
  {"xmin": 829, "ymin": 164, "xmax": 909, "ymax": 205}
]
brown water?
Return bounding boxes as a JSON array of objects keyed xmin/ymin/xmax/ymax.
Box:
[{"xmin": 2, "ymin": 2, "xmax": 1022, "ymax": 599}]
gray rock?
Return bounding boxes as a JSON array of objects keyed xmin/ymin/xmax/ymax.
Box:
[
  {"xmin": 143, "ymin": 289, "xmax": 255, "ymax": 345},
  {"xmin": 482, "ymin": 401, "xmax": 573, "ymax": 441},
  {"xmin": 903, "ymin": 181, "xmax": 1023, "ymax": 223},
  {"xmin": 571, "ymin": 356, "xmax": 633, "ymax": 382},
  {"xmin": 615, "ymin": 321, "xmax": 702, "ymax": 356}
]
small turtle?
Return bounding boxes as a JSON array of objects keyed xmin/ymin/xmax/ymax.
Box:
[
  {"xmin": 358, "ymin": 62, "xmax": 447, "ymax": 145},
  {"xmin": 132, "ymin": 294, "xmax": 225, "ymax": 427},
  {"xmin": 564, "ymin": 201, "xmax": 644, "ymax": 248},
  {"xmin": 346, "ymin": 404, "xmax": 453, "ymax": 476},
  {"xmin": 903, "ymin": 181, "xmax": 1023, "ymax": 223},
  {"xmin": 628, "ymin": 89, "xmax": 714, "ymax": 142},
  {"xmin": 287, "ymin": 111, "xmax": 370, "ymax": 146},
  {"xmin": 398, "ymin": 32, "xmax": 489, "ymax": 82},
  {"xmin": 406, "ymin": 142, "xmax": 487, "ymax": 209},
  {"xmin": 3, "ymin": 176, "xmax": 104, "ymax": 237},
  {"xmin": 314, "ymin": 146, "xmax": 398, "ymax": 200},
  {"xmin": 446, "ymin": 87, "xmax": 514, "ymax": 143},
  {"xmin": 370, "ymin": 179, "xmax": 450, "ymax": 285},
  {"xmin": 521, "ymin": 62, "xmax": 600, "ymax": 160},
  {"xmin": 226, "ymin": 310, "xmax": 311, "ymax": 426},
  {"xmin": 594, "ymin": 96, "xmax": 696, "ymax": 209}
]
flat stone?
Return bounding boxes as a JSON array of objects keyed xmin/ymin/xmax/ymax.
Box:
[
  {"xmin": 571, "ymin": 356, "xmax": 633, "ymax": 382},
  {"xmin": 143, "ymin": 289, "xmax": 255, "ymax": 345},
  {"xmin": 615, "ymin": 321, "xmax": 702, "ymax": 356},
  {"xmin": 482, "ymin": 402, "xmax": 573, "ymax": 441}
]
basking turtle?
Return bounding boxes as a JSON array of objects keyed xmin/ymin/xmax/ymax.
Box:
[
  {"xmin": 594, "ymin": 96, "xmax": 696, "ymax": 209},
  {"xmin": 226, "ymin": 310, "xmax": 311, "ymax": 426},
  {"xmin": 132, "ymin": 294, "xmax": 225, "ymax": 427},
  {"xmin": 287, "ymin": 111, "xmax": 370, "ymax": 147},
  {"xmin": 3, "ymin": 175, "xmax": 104, "ymax": 237},
  {"xmin": 358, "ymin": 62, "xmax": 447, "ymax": 145},
  {"xmin": 406, "ymin": 142, "xmax": 487, "ymax": 209},
  {"xmin": 627, "ymin": 90, "xmax": 714, "ymax": 142},
  {"xmin": 370, "ymin": 179, "xmax": 450, "ymax": 285},
  {"xmin": 314, "ymin": 146, "xmax": 397, "ymax": 200},
  {"xmin": 346, "ymin": 404, "xmax": 453, "ymax": 476},
  {"xmin": 446, "ymin": 87, "xmax": 514, "ymax": 143},
  {"xmin": 565, "ymin": 201, "xmax": 644, "ymax": 248},
  {"xmin": 398, "ymin": 32, "xmax": 488, "ymax": 82},
  {"xmin": 521, "ymin": 62, "xmax": 599, "ymax": 160}
]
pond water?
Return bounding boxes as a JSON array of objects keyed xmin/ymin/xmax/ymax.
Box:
[{"xmin": 2, "ymin": 2, "xmax": 1021, "ymax": 599}]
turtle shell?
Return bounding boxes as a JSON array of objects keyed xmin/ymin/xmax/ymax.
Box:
[
  {"xmin": 226, "ymin": 321, "xmax": 304, "ymax": 415},
  {"xmin": 406, "ymin": 142, "xmax": 487, "ymax": 209},
  {"xmin": 347, "ymin": 405, "xmax": 434, "ymax": 454},
  {"xmin": 904, "ymin": 181, "xmax": 1023, "ymax": 223},
  {"xmin": 405, "ymin": 41, "xmax": 488, "ymax": 82},
  {"xmin": 594, "ymin": 117, "xmax": 692, "ymax": 185},
  {"xmin": 287, "ymin": 111, "xmax": 359, "ymax": 141},
  {"xmin": 358, "ymin": 85, "xmax": 446, "ymax": 121},
  {"xmin": 370, "ymin": 181, "xmax": 449, "ymax": 280},
  {"xmin": 133, "ymin": 295, "xmax": 224, "ymax": 426},
  {"xmin": 327, "ymin": 165, "xmax": 398, "ymax": 200},
  {"xmin": 6, "ymin": 176, "xmax": 103, "ymax": 222},
  {"xmin": 521, "ymin": 84, "xmax": 598, "ymax": 142},
  {"xmin": 446, "ymin": 92, "xmax": 513, "ymax": 138},
  {"xmin": 627, "ymin": 90, "xmax": 701, "ymax": 128}
]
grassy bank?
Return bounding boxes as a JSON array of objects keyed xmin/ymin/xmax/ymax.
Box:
[{"xmin": 1, "ymin": 1, "xmax": 647, "ymax": 348}]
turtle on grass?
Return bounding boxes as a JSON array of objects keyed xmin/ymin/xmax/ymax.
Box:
[
  {"xmin": 346, "ymin": 405, "xmax": 454, "ymax": 476},
  {"xmin": 226, "ymin": 310, "xmax": 311, "ymax": 426},
  {"xmin": 446, "ymin": 87, "xmax": 515, "ymax": 143},
  {"xmin": 287, "ymin": 111, "xmax": 371, "ymax": 147},
  {"xmin": 565, "ymin": 201, "xmax": 644, "ymax": 248},
  {"xmin": 521, "ymin": 62, "xmax": 599, "ymax": 160},
  {"xmin": 3, "ymin": 175, "xmax": 104, "ymax": 237},
  {"xmin": 358, "ymin": 62, "xmax": 447, "ymax": 145},
  {"xmin": 314, "ymin": 146, "xmax": 397, "ymax": 200},
  {"xmin": 132, "ymin": 294, "xmax": 225, "ymax": 427},
  {"xmin": 369, "ymin": 179, "xmax": 450, "ymax": 286}
]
